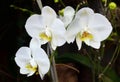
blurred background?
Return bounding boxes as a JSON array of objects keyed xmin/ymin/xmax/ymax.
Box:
[{"xmin": 0, "ymin": 0, "xmax": 120, "ymax": 82}]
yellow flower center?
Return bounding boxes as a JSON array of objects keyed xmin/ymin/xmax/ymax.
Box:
[
  {"xmin": 25, "ymin": 64, "xmax": 37, "ymax": 72},
  {"xmin": 39, "ymin": 33, "xmax": 52, "ymax": 41},
  {"xmin": 80, "ymin": 31, "xmax": 93, "ymax": 41}
]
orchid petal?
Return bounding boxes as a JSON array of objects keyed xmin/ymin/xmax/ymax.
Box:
[
  {"xmin": 51, "ymin": 19, "xmax": 65, "ymax": 35},
  {"xmin": 51, "ymin": 41, "xmax": 57, "ymax": 50},
  {"xmin": 50, "ymin": 19, "xmax": 66, "ymax": 49},
  {"xmin": 27, "ymin": 71, "xmax": 36, "ymax": 77},
  {"xmin": 66, "ymin": 18, "xmax": 82, "ymax": 43},
  {"xmin": 64, "ymin": 6, "xmax": 75, "ymax": 16},
  {"xmin": 89, "ymin": 41, "xmax": 101, "ymax": 49},
  {"xmin": 15, "ymin": 47, "xmax": 36, "ymax": 76},
  {"xmin": 88, "ymin": 14, "xmax": 112, "ymax": 41},
  {"xmin": 32, "ymin": 47, "xmax": 50, "ymax": 79},
  {"xmin": 76, "ymin": 35, "xmax": 82, "ymax": 50},
  {"xmin": 30, "ymin": 38, "xmax": 41, "ymax": 49},
  {"xmin": 42, "ymin": 6, "xmax": 57, "ymax": 26},
  {"xmin": 61, "ymin": 6, "xmax": 75, "ymax": 27},
  {"xmin": 15, "ymin": 47, "xmax": 31, "ymax": 68},
  {"xmin": 20, "ymin": 68, "xmax": 35, "ymax": 77},
  {"xmin": 51, "ymin": 34, "xmax": 66, "ymax": 50},
  {"xmin": 20, "ymin": 68, "xmax": 30, "ymax": 74},
  {"xmin": 25, "ymin": 14, "xmax": 44, "ymax": 38},
  {"xmin": 75, "ymin": 7, "xmax": 94, "ymax": 28}
]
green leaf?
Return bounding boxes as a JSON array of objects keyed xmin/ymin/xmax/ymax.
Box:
[
  {"xmin": 55, "ymin": 53, "xmax": 93, "ymax": 68},
  {"xmin": 55, "ymin": 53, "xmax": 120, "ymax": 82},
  {"xmin": 104, "ymin": 68, "xmax": 120, "ymax": 82},
  {"xmin": 102, "ymin": 75, "xmax": 113, "ymax": 82}
]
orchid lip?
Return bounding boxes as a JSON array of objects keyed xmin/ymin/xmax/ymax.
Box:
[
  {"xmin": 25, "ymin": 63, "xmax": 37, "ymax": 72},
  {"xmin": 80, "ymin": 31, "xmax": 93, "ymax": 41},
  {"xmin": 39, "ymin": 32, "xmax": 52, "ymax": 41}
]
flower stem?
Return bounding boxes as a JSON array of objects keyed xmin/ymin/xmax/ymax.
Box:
[
  {"xmin": 36, "ymin": 1, "xmax": 58, "ymax": 81},
  {"xmin": 59, "ymin": 0, "xmax": 65, "ymax": 7},
  {"xmin": 36, "ymin": 0, "xmax": 43, "ymax": 10},
  {"xmin": 75, "ymin": 3, "xmax": 80, "ymax": 14},
  {"xmin": 50, "ymin": 56, "xmax": 59, "ymax": 82},
  {"xmin": 99, "ymin": 44, "xmax": 119, "ymax": 78},
  {"xmin": 10, "ymin": 5, "xmax": 34, "ymax": 14},
  {"xmin": 47, "ymin": 43, "xmax": 59, "ymax": 82}
]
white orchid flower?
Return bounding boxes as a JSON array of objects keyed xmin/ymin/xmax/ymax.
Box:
[
  {"xmin": 66, "ymin": 7, "xmax": 112, "ymax": 50},
  {"xmin": 59, "ymin": 6, "xmax": 75, "ymax": 28},
  {"xmin": 15, "ymin": 38, "xmax": 50, "ymax": 79},
  {"xmin": 25, "ymin": 6, "xmax": 66, "ymax": 50}
]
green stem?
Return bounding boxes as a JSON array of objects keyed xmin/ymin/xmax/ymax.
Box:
[
  {"xmin": 75, "ymin": 1, "xmax": 87, "ymax": 13},
  {"xmin": 86, "ymin": 51, "xmax": 95, "ymax": 65},
  {"xmin": 10, "ymin": 5, "xmax": 34, "ymax": 14},
  {"xmin": 99, "ymin": 44, "xmax": 119, "ymax": 78},
  {"xmin": 111, "ymin": 44, "xmax": 120, "ymax": 67},
  {"xmin": 97, "ymin": 44, "xmax": 105, "ymax": 82},
  {"xmin": 36, "ymin": 1, "xmax": 58, "ymax": 81},
  {"xmin": 59, "ymin": 0, "xmax": 65, "ymax": 7},
  {"xmin": 36, "ymin": 0, "xmax": 43, "ymax": 10},
  {"xmin": 47, "ymin": 43, "xmax": 59, "ymax": 82},
  {"xmin": 50, "ymin": 56, "xmax": 58, "ymax": 82}
]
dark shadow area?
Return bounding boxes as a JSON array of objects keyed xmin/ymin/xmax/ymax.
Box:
[{"xmin": 0, "ymin": 0, "xmax": 120, "ymax": 82}]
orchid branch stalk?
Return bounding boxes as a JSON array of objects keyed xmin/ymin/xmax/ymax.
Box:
[
  {"xmin": 10, "ymin": 5, "xmax": 34, "ymax": 14},
  {"xmin": 35, "ymin": 1, "xmax": 58, "ymax": 81},
  {"xmin": 99, "ymin": 44, "xmax": 120, "ymax": 78},
  {"xmin": 36, "ymin": 0, "xmax": 43, "ymax": 11},
  {"xmin": 59, "ymin": 0, "xmax": 65, "ymax": 7},
  {"xmin": 47, "ymin": 43, "xmax": 59, "ymax": 82}
]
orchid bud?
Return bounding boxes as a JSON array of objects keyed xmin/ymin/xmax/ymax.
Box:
[{"xmin": 109, "ymin": 2, "xmax": 117, "ymax": 10}]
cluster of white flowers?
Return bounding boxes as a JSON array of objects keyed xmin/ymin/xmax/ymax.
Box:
[{"xmin": 14, "ymin": 6, "xmax": 112, "ymax": 79}]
